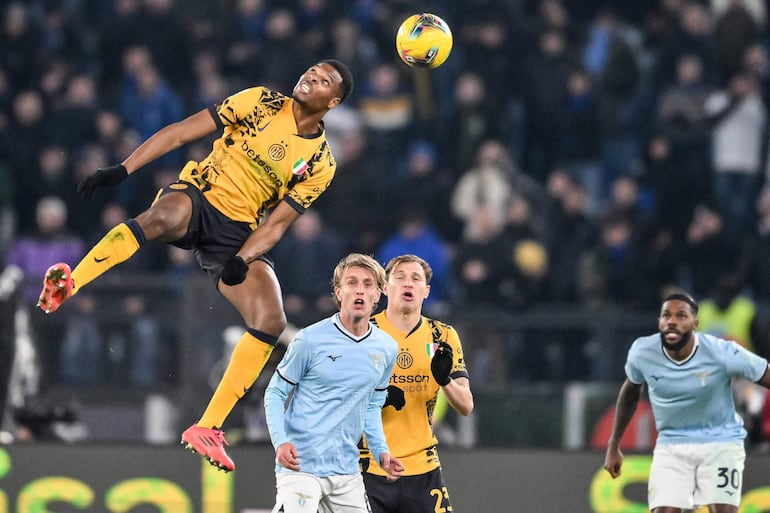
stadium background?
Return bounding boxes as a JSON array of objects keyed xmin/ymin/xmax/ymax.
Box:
[{"xmin": 3, "ymin": 0, "xmax": 770, "ymax": 511}]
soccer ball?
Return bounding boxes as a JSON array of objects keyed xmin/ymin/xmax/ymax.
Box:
[{"xmin": 395, "ymin": 13, "xmax": 453, "ymax": 69}]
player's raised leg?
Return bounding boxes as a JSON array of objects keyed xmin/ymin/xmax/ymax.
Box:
[{"xmin": 181, "ymin": 260, "xmax": 284, "ymax": 472}]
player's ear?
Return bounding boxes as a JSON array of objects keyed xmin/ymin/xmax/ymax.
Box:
[
  {"xmin": 423, "ymin": 284, "xmax": 431, "ymax": 299},
  {"xmin": 693, "ymin": 318, "xmax": 699, "ymax": 329},
  {"xmin": 327, "ymin": 97, "xmax": 341, "ymax": 109}
]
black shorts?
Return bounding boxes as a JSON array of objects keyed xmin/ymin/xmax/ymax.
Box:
[
  {"xmin": 158, "ymin": 181, "xmax": 273, "ymax": 280},
  {"xmin": 363, "ymin": 468, "xmax": 451, "ymax": 513}
]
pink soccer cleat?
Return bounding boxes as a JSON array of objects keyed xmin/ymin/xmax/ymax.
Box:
[
  {"xmin": 181, "ymin": 424, "xmax": 235, "ymax": 472},
  {"xmin": 37, "ymin": 263, "xmax": 73, "ymax": 314}
]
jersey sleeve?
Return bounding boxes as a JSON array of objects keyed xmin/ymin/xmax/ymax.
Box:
[
  {"xmin": 624, "ymin": 339, "xmax": 645, "ymax": 384},
  {"xmin": 214, "ymin": 86, "xmax": 265, "ymax": 126},
  {"xmin": 214, "ymin": 85, "xmax": 288, "ymax": 128},
  {"xmin": 284, "ymin": 142, "xmax": 336, "ymax": 211},
  {"xmin": 722, "ymin": 339, "xmax": 769, "ymax": 382},
  {"xmin": 445, "ymin": 324, "xmax": 470, "ymax": 380},
  {"xmin": 274, "ymin": 329, "xmax": 310, "ymax": 385},
  {"xmin": 364, "ymin": 347, "xmax": 397, "ymax": 463},
  {"xmin": 264, "ymin": 369, "xmax": 296, "ymax": 449}
]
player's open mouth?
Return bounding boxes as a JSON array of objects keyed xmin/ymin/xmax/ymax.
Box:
[
  {"xmin": 354, "ymin": 299, "xmax": 364, "ymax": 305},
  {"xmin": 402, "ymin": 292, "xmax": 414, "ymax": 300},
  {"xmin": 299, "ymin": 82, "xmax": 311, "ymax": 93}
]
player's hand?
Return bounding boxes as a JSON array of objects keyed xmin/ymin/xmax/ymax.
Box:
[
  {"xmin": 431, "ymin": 342, "xmax": 453, "ymax": 386},
  {"xmin": 383, "ymin": 385, "xmax": 405, "ymax": 410},
  {"xmin": 77, "ymin": 164, "xmax": 128, "ymax": 199},
  {"xmin": 221, "ymin": 256, "xmax": 249, "ymax": 286},
  {"xmin": 603, "ymin": 447, "xmax": 623, "ymax": 479},
  {"xmin": 276, "ymin": 442, "xmax": 300, "ymax": 471},
  {"xmin": 379, "ymin": 453, "xmax": 404, "ymax": 481}
]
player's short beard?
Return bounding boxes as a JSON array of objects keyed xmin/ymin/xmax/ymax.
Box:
[{"xmin": 660, "ymin": 330, "xmax": 692, "ymax": 353}]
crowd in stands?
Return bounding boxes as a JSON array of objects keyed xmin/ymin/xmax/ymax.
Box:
[{"xmin": 3, "ymin": 0, "xmax": 770, "ymax": 402}]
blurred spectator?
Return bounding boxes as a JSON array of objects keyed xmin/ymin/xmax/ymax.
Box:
[
  {"xmin": 544, "ymin": 170, "xmax": 596, "ymax": 303},
  {"xmin": 271, "ymin": 210, "xmax": 347, "ymax": 326},
  {"xmin": 21, "ymin": 146, "xmax": 78, "ymax": 233},
  {"xmin": 579, "ymin": 211, "xmax": 647, "ymax": 307},
  {"xmin": 218, "ymin": 0, "xmax": 268, "ymax": 82},
  {"xmin": 390, "ymin": 140, "xmax": 457, "ymax": 242},
  {"xmin": 0, "ymin": 3, "xmax": 40, "ymax": 90},
  {"xmin": 683, "ymin": 205, "xmax": 736, "ymax": 297},
  {"xmin": 743, "ymin": 42, "xmax": 770, "ymax": 106},
  {"xmin": 496, "ymin": 217, "xmax": 551, "ymax": 309},
  {"xmin": 655, "ymin": 54, "xmax": 712, "ymax": 157},
  {"xmin": 38, "ymin": 1, "xmax": 89, "ymax": 68},
  {"xmin": 555, "ymin": 67, "xmax": 602, "ymax": 215},
  {"xmin": 327, "ymin": 17, "xmax": 379, "ymax": 103},
  {"xmin": 712, "ymin": 0, "xmax": 762, "ymax": 83},
  {"xmin": 7, "ymin": 91, "xmax": 48, "ymax": 214},
  {"xmin": 48, "ymin": 74, "xmax": 99, "ymax": 152},
  {"xmin": 256, "ymin": 9, "xmax": 307, "ymax": 90},
  {"xmin": 93, "ymin": 110, "xmax": 129, "ymax": 163},
  {"xmin": 451, "ymin": 140, "xmax": 516, "ymax": 243},
  {"xmin": 452, "ymin": 0, "xmax": 517, "ymax": 109},
  {"xmin": 7, "ymin": 197, "xmax": 84, "ymax": 305},
  {"xmin": 521, "ymin": 28, "xmax": 574, "ymax": 182},
  {"xmin": 357, "ymin": 61, "xmax": 414, "ymax": 171},
  {"xmin": 6, "ymin": 196, "xmax": 85, "ymax": 386},
  {"xmin": 438, "ymin": 71, "xmax": 499, "ymax": 174},
  {"xmin": 97, "ymin": 0, "xmax": 142, "ymax": 98},
  {"xmin": 698, "ymin": 271, "xmax": 757, "ymax": 351},
  {"xmin": 745, "ymin": 189, "xmax": 770, "ymax": 304},
  {"xmin": 652, "ymin": 1, "xmax": 717, "ymax": 93},
  {"xmin": 644, "ymin": 133, "xmax": 711, "ymax": 243},
  {"xmin": 704, "ymin": 71, "xmax": 766, "ymax": 243},
  {"xmin": 133, "ymin": 0, "xmax": 193, "ymax": 95},
  {"xmin": 190, "ymin": 49, "xmax": 230, "ymax": 111},
  {"xmin": 312, "ymin": 110, "xmax": 389, "ymax": 254},
  {"xmin": 585, "ymin": 9, "xmax": 645, "ymax": 191},
  {"xmin": 295, "ymin": 0, "xmax": 334, "ymax": 63},
  {"xmin": 604, "ymin": 175, "xmax": 654, "ymax": 229},
  {"xmin": 119, "ymin": 46, "xmax": 184, "ymax": 150},
  {"xmin": 0, "ymin": 264, "xmax": 21, "ymax": 435},
  {"xmin": 377, "ymin": 206, "xmax": 452, "ymax": 315}
]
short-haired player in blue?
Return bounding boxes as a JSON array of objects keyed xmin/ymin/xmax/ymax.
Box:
[
  {"xmin": 264, "ymin": 253, "xmax": 404, "ymax": 513},
  {"xmin": 603, "ymin": 292, "xmax": 770, "ymax": 513}
]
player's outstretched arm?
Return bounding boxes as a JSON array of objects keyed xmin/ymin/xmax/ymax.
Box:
[
  {"xmin": 603, "ymin": 379, "xmax": 642, "ymax": 479},
  {"xmin": 122, "ymin": 109, "xmax": 217, "ymax": 175},
  {"xmin": 78, "ymin": 109, "xmax": 217, "ymax": 199},
  {"xmin": 221, "ymin": 202, "xmax": 302, "ymax": 286}
]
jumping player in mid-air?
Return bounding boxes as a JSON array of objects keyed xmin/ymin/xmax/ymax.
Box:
[{"xmin": 37, "ymin": 59, "xmax": 353, "ymax": 472}]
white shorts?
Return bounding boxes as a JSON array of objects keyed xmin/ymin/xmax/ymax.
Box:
[
  {"xmin": 649, "ymin": 442, "xmax": 745, "ymax": 510},
  {"xmin": 271, "ymin": 472, "xmax": 371, "ymax": 513}
]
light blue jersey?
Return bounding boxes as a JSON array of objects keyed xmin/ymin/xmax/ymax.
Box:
[
  {"xmin": 264, "ymin": 314, "xmax": 398, "ymax": 476},
  {"xmin": 625, "ymin": 332, "xmax": 768, "ymax": 445}
]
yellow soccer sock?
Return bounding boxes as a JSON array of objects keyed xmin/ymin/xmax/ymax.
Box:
[
  {"xmin": 71, "ymin": 221, "xmax": 143, "ymax": 295},
  {"xmin": 197, "ymin": 331, "xmax": 276, "ymax": 429}
]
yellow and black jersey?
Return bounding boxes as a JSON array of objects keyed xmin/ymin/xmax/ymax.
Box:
[
  {"xmin": 179, "ymin": 86, "xmax": 336, "ymax": 230},
  {"xmin": 361, "ymin": 312, "xmax": 469, "ymax": 476}
]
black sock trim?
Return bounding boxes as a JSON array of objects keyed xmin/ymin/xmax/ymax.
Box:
[
  {"xmin": 125, "ymin": 219, "xmax": 146, "ymax": 246},
  {"xmin": 246, "ymin": 328, "xmax": 279, "ymax": 346}
]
